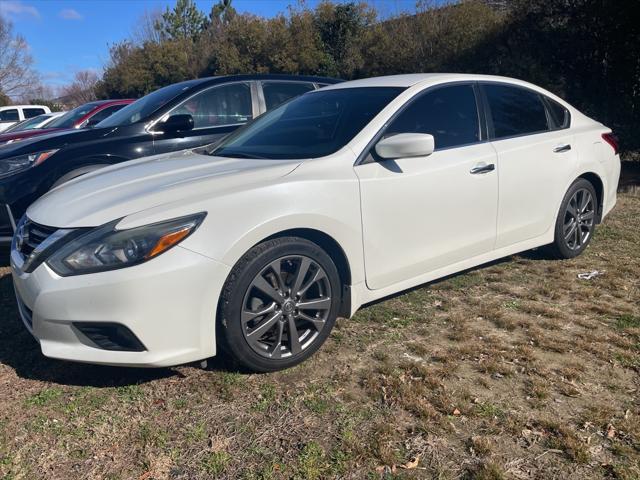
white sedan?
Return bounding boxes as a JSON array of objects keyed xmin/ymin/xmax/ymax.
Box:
[{"xmin": 11, "ymin": 74, "xmax": 621, "ymax": 371}]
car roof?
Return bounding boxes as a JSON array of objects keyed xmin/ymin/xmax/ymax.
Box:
[
  {"xmin": 320, "ymin": 73, "xmax": 539, "ymax": 89},
  {"xmin": 190, "ymin": 74, "xmax": 343, "ymax": 88}
]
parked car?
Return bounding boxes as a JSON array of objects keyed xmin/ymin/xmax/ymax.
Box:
[
  {"xmin": 0, "ymin": 100, "xmax": 133, "ymax": 148},
  {"xmin": 2, "ymin": 112, "xmax": 66, "ymax": 134},
  {"xmin": 0, "ymin": 75, "xmax": 339, "ymax": 243},
  {"xmin": 12, "ymin": 73, "xmax": 620, "ymax": 372},
  {"xmin": 0, "ymin": 105, "xmax": 52, "ymax": 132}
]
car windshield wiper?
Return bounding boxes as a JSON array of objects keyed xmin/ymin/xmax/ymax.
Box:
[{"xmin": 212, "ymin": 151, "xmax": 268, "ymax": 159}]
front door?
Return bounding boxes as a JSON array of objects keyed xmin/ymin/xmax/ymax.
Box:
[{"xmin": 356, "ymin": 83, "xmax": 499, "ymax": 290}]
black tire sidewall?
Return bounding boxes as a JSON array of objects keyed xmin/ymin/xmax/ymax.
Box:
[
  {"xmin": 219, "ymin": 237, "xmax": 341, "ymax": 372},
  {"xmin": 552, "ymin": 178, "xmax": 597, "ymax": 259}
]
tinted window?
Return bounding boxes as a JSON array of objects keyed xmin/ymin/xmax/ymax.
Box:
[
  {"xmin": 545, "ymin": 97, "xmax": 570, "ymax": 129},
  {"xmin": 263, "ymin": 82, "xmax": 315, "ymax": 110},
  {"xmin": 23, "ymin": 108, "xmax": 45, "ymax": 118},
  {"xmin": 213, "ymin": 87, "xmax": 403, "ymax": 160},
  {"xmin": 0, "ymin": 109, "xmax": 19, "ymax": 122},
  {"xmin": 85, "ymin": 104, "xmax": 126, "ymax": 126},
  {"xmin": 48, "ymin": 102, "xmax": 103, "ymax": 129},
  {"xmin": 97, "ymin": 80, "xmax": 203, "ymax": 128},
  {"xmin": 385, "ymin": 84, "xmax": 479, "ymax": 149},
  {"xmin": 4, "ymin": 114, "xmax": 51, "ymax": 132},
  {"xmin": 484, "ymin": 84, "xmax": 549, "ymax": 138},
  {"xmin": 172, "ymin": 83, "xmax": 252, "ymax": 128}
]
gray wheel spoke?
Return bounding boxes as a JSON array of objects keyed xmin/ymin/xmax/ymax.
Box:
[
  {"xmin": 247, "ymin": 311, "xmax": 281, "ymax": 339},
  {"xmin": 581, "ymin": 210, "xmax": 594, "ymax": 221},
  {"xmin": 291, "ymin": 257, "xmax": 311, "ymax": 297},
  {"xmin": 269, "ymin": 321, "xmax": 284, "ymax": 359},
  {"xmin": 297, "ymin": 311, "xmax": 325, "ymax": 331},
  {"xmin": 287, "ymin": 315, "xmax": 302, "ymax": 355},
  {"xmin": 297, "ymin": 297, "xmax": 331, "ymax": 311},
  {"xmin": 575, "ymin": 225, "xmax": 582, "ymax": 246},
  {"xmin": 252, "ymin": 275, "xmax": 284, "ymax": 304},
  {"xmin": 242, "ymin": 303, "xmax": 276, "ymax": 324},
  {"xmin": 564, "ymin": 222, "xmax": 577, "ymax": 241},
  {"xmin": 269, "ymin": 259, "xmax": 284, "ymax": 290},
  {"xmin": 579, "ymin": 192, "xmax": 592, "ymax": 212},
  {"xmin": 298, "ymin": 269, "xmax": 327, "ymax": 297}
]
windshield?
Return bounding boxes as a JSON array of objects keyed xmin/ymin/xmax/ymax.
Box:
[
  {"xmin": 47, "ymin": 103, "xmax": 101, "ymax": 129},
  {"xmin": 96, "ymin": 80, "xmax": 202, "ymax": 128},
  {"xmin": 212, "ymin": 87, "xmax": 404, "ymax": 160},
  {"xmin": 4, "ymin": 114, "xmax": 51, "ymax": 132}
]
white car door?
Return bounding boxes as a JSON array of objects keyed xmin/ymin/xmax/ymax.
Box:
[
  {"xmin": 355, "ymin": 83, "xmax": 499, "ymax": 290},
  {"xmin": 481, "ymin": 83, "xmax": 577, "ymax": 249}
]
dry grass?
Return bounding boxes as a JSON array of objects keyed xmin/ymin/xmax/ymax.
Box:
[{"xmin": 0, "ymin": 192, "xmax": 639, "ymax": 479}]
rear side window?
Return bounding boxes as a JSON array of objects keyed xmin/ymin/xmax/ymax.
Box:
[
  {"xmin": 385, "ymin": 84, "xmax": 480, "ymax": 150},
  {"xmin": 262, "ymin": 82, "xmax": 315, "ymax": 110},
  {"xmin": 85, "ymin": 104, "xmax": 127, "ymax": 126},
  {"xmin": 484, "ymin": 84, "xmax": 549, "ymax": 139},
  {"xmin": 544, "ymin": 97, "xmax": 570, "ymax": 129},
  {"xmin": 0, "ymin": 109, "xmax": 19, "ymax": 122},
  {"xmin": 23, "ymin": 108, "xmax": 46, "ymax": 118}
]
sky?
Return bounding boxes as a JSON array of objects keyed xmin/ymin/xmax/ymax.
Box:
[{"xmin": 0, "ymin": 0, "xmax": 419, "ymax": 91}]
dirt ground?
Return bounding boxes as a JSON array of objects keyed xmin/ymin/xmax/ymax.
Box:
[{"xmin": 0, "ymin": 182, "xmax": 638, "ymax": 479}]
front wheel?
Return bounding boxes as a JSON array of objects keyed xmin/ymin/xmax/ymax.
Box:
[
  {"xmin": 218, "ymin": 237, "xmax": 341, "ymax": 372},
  {"xmin": 546, "ymin": 178, "xmax": 598, "ymax": 259}
]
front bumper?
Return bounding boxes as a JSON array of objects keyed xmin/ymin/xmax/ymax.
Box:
[{"xmin": 11, "ymin": 245, "xmax": 230, "ymax": 367}]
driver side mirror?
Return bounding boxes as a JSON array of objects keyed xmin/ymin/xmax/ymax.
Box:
[
  {"xmin": 160, "ymin": 114, "xmax": 194, "ymax": 135},
  {"xmin": 375, "ymin": 133, "xmax": 435, "ymax": 159}
]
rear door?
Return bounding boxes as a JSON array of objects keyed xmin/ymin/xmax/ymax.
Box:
[
  {"xmin": 151, "ymin": 82, "xmax": 256, "ymax": 154},
  {"xmin": 481, "ymin": 83, "xmax": 577, "ymax": 248}
]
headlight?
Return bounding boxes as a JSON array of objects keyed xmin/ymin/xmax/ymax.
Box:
[
  {"xmin": 47, "ymin": 213, "xmax": 206, "ymax": 276},
  {"xmin": 0, "ymin": 149, "xmax": 58, "ymax": 178}
]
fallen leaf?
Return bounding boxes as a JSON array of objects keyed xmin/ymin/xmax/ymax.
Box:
[
  {"xmin": 401, "ymin": 456, "xmax": 420, "ymax": 469},
  {"xmin": 453, "ymin": 408, "xmax": 461, "ymax": 416}
]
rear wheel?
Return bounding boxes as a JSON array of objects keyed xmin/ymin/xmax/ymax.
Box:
[
  {"xmin": 546, "ymin": 178, "xmax": 597, "ymax": 259},
  {"xmin": 219, "ymin": 237, "xmax": 341, "ymax": 372}
]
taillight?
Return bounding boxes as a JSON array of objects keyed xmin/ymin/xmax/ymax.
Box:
[{"xmin": 602, "ymin": 132, "xmax": 619, "ymax": 155}]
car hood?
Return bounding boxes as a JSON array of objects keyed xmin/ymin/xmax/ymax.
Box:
[
  {"xmin": 0, "ymin": 127, "xmax": 64, "ymax": 143},
  {"xmin": 27, "ymin": 149, "xmax": 302, "ymax": 228},
  {"xmin": 0, "ymin": 126, "xmax": 123, "ymax": 157}
]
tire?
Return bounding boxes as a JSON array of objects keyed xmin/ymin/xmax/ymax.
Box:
[
  {"xmin": 546, "ymin": 178, "xmax": 598, "ymax": 259},
  {"xmin": 218, "ymin": 236, "xmax": 341, "ymax": 372}
]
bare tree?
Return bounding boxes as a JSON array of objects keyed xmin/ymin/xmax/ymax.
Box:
[
  {"xmin": 131, "ymin": 8, "xmax": 164, "ymax": 44},
  {"xmin": 59, "ymin": 70, "xmax": 99, "ymax": 107},
  {"xmin": 0, "ymin": 15, "xmax": 39, "ymax": 99}
]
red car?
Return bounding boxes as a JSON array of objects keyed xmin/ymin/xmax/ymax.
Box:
[{"xmin": 0, "ymin": 99, "xmax": 134, "ymax": 146}]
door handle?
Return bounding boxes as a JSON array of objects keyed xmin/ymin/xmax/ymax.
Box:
[
  {"xmin": 470, "ymin": 163, "xmax": 495, "ymax": 174},
  {"xmin": 553, "ymin": 144, "xmax": 572, "ymax": 153}
]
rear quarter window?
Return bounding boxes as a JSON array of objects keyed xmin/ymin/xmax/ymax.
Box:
[{"xmin": 544, "ymin": 97, "xmax": 571, "ymax": 129}]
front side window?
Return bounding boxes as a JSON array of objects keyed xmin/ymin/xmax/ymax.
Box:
[
  {"xmin": 262, "ymin": 82, "xmax": 315, "ymax": 110},
  {"xmin": 47, "ymin": 102, "xmax": 103, "ymax": 129},
  {"xmin": 484, "ymin": 84, "xmax": 549, "ymax": 139},
  {"xmin": 384, "ymin": 84, "xmax": 480, "ymax": 150},
  {"xmin": 172, "ymin": 82, "xmax": 252, "ymax": 129},
  {"xmin": 0, "ymin": 109, "xmax": 19, "ymax": 122},
  {"xmin": 212, "ymin": 87, "xmax": 404, "ymax": 160},
  {"xmin": 23, "ymin": 108, "xmax": 46, "ymax": 118}
]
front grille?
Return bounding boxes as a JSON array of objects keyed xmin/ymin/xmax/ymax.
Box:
[{"xmin": 18, "ymin": 219, "xmax": 57, "ymax": 257}]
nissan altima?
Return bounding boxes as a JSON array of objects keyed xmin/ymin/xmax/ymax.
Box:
[{"xmin": 10, "ymin": 74, "xmax": 621, "ymax": 372}]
